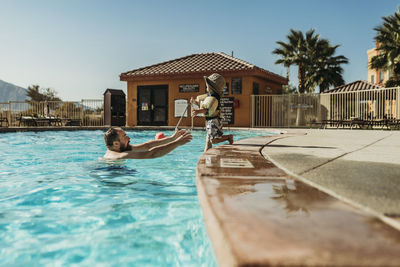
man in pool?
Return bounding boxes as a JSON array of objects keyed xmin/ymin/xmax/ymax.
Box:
[{"xmin": 103, "ymin": 127, "xmax": 192, "ymax": 159}]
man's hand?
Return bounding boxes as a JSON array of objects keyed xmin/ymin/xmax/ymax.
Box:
[
  {"xmin": 176, "ymin": 131, "xmax": 192, "ymax": 145},
  {"xmin": 172, "ymin": 129, "xmax": 187, "ymax": 140}
]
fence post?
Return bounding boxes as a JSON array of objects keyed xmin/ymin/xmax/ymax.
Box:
[
  {"xmin": 397, "ymin": 87, "xmax": 400, "ymax": 119},
  {"xmin": 81, "ymin": 100, "xmax": 84, "ymax": 126},
  {"xmin": 8, "ymin": 101, "xmax": 11, "ymax": 126},
  {"xmin": 287, "ymin": 94, "xmax": 291, "ymax": 127},
  {"xmin": 317, "ymin": 94, "xmax": 321, "ymax": 122},
  {"xmin": 250, "ymin": 95, "xmax": 254, "ymax": 128}
]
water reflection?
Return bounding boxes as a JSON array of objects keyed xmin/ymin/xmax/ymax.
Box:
[
  {"xmin": 271, "ymin": 180, "xmax": 331, "ymax": 216},
  {"xmin": 87, "ymin": 161, "xmax": 138, "ymax": 187}
]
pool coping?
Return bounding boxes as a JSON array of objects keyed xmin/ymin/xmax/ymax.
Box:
[
  {"xmin": 196, "ymin": 131, "xmax": 400, "ymax": 267},
  {"xmin": 0, "ymin": 126, "xmax": 284, "ymax": 132}
]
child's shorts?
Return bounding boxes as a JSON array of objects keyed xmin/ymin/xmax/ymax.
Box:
[{"xmin": 206, "ymin": 118, "xmax": 223, "ymax": 140}]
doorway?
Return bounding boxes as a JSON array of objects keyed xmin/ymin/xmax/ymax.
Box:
[{"xmin": 137, "ymin": 85, "xmax": 168, "ymax": 125}]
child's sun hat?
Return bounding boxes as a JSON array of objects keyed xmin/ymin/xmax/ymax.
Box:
[{"xmin": 204, "ymin": 73, "xmax": 225, "ymax": 95}]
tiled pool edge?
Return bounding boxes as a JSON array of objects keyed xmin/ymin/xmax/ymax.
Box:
[
  {"xmin": 0, "ymin": 126, "xmax": 284, "ymax": 133},
  {"xmin": 196, "ymin": 133, "xmax": 400, "ymax": 267}
]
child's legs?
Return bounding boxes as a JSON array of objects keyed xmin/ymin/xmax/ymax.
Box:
[
  {"xmin": 206, "ymin": 118, "xmax": 233, "ymax": 148},
  {"xmin": 205, "ymin": 119, "xmax": 220, "ymax": 151},
  {"xmin": 211, "ymin": 134, "xmax": 233, "ymax": 144},
  {"xmin": 204, "ymin": 135, "xmax": 212, "ymax": 152}
]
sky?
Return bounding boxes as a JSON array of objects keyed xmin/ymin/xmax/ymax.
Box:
[{"xmin": 0, "ymin": 0, "xmax": 399, "ymax": 100}]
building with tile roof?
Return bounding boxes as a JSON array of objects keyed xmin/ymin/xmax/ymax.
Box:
[
  {"xmin": 120, "ymin": 52, "xmax": 287, "ymax": 127},
  {"xmin": 324, "ymin": 80, "xmax": 398, "ymax": 121},
  {"xmin": 325, "ymin": 80, "xmax": 383, "ymax": 93}
]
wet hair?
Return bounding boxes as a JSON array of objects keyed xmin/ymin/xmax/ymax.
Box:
[{"xmin": 104, "ymin": 127, "xmax": 122, "ymax": 148}]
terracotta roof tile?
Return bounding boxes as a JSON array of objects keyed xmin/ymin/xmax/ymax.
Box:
[
  {"xmin": 325, "ymin": 80, "xmax": 383, "ymax": 93},
  {"xmin": 120, "ymin": 52, "xmax": 286, "ymax": 84}
]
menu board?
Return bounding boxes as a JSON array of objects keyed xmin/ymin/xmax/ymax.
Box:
[
  {"xmin": 174, "ymin": 99, "xmax": 188, "ymax": 117},
  {"xmin": 223, "ymin": 82, "xmax": 229, "ymax": 95},
  {"xmin": 231, "ymin": 78, "xmax": 242, "ymax": 94},
  {"xmin": 179, "ymin": 84, "xmax": 199, "ymax": 93},
  {"xmin": 220, "ymin": 97, "xmax": 234, "ymax": 125}
]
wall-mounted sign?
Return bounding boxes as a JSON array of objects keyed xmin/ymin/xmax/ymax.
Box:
[
  {"xmin": 174, "ymin": 99, "xmax": 188, "ymax": 117},
  {"xmin": 223, "ymin": 82, "xmax": 229, "ymax": 95},
  {"xmin": 220, "ymin": 97, "xmax": 234, "ymax": 125},
  {"xmin": 141, "ymin": 102, "xmax": 149, "ymax": 111},
  {"xmin": 179, "ymin": 84, "xmax": 199, "ymax": 93},
  {"xmin": 231, "ymin": 78, "xmax": 242, "ymax": 94}
]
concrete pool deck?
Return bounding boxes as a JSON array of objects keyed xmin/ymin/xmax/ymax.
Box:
[{"xmin": 196, "ymin": 129, "xmax": 400, "ymax": 267}]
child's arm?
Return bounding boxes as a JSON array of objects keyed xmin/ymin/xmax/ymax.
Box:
[
  {"xmin": 192, "ymin": 108, "xmax": 207, "ymax": 117},
  {"xmin": 191, "ymin": 94, "xmax": 208, "ymax": 106},
  {"xmin": 191, "ymin": 94, "xmax": 208, "ymax": 117},
  {"xmin": 190, "ymin": 97, "xmax": 199, "ymax": 106}
]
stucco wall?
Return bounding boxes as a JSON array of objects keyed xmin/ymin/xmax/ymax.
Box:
[{"xmin": 125, "ymin": 74, "xmax": 284, "ymax": 127}]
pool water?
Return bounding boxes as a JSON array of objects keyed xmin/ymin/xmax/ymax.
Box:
[{"xmin": 0, "ymin": 129, "xmax": 274, "ymax": 266}]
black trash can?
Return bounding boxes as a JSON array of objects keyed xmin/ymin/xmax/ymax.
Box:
[{"xmin": 103, "ymin": 89, "xmax": 126, "ymax": 126}]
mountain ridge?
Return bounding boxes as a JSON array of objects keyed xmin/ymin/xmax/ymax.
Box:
[{"xmin": 0, "ymin": 80, "xmax": 28, "ymax": 102}]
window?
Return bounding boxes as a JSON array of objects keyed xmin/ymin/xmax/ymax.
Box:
[
  {"xmin": 389, "ymin": 69, "xmax": 393, "ymax": 78},
  {"xmin": 379, "ymin": 70, "xmax": 384, "ymax": 83},
  {"xmin": 371, "ymin": 75, "xmax": 375, "ymax": 84},
  {"xmin": 252, "ymin": 82, "xmax": 259, "ymax": 94},
  {"xmin": 231, "ymin": 78, "xmax": 242, "ymax": 94}
]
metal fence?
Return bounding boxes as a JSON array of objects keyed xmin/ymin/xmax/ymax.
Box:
[
  {"xmin": 251, "ymin": 94, "xmax": 322, "ymax": 127},
  {"xmin": 324, "ymin": 87, "xmax": 400, "ymax": 121},
  {"xmin": 0, "ymin": 99, "xmax": 103, "ymax": 127},
  {"xmin": 251, "ymin": 87, "xmax": 400, "ymax": 127}
]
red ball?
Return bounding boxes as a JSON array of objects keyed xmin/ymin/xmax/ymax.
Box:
[{"xmin": 155, "ymin": 132, "xmax": 165, "ymax": 139}]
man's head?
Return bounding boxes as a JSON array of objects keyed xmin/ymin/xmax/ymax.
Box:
[{"xmin": 104, "ymin": 127, "xmax": 131, "ymax": 152}]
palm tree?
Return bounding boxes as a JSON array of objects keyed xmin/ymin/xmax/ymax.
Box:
[
  {"xmin": 273, "ymin": 29, "xmax": 348, "ymax": 125},
  {"xmin": 273, "ymin": 29, "xmax": 348, "ymax": 93},
  {"xmin": 306, "ymin": 42, "xmax": 348, "ymax": 92},
  {"xmin": 273, "ymin": 29, "xmax": 320, "ymax": 94},
  {"xmin": 370, "ymin": 7, "xmax": 400, "ymax": 86}
]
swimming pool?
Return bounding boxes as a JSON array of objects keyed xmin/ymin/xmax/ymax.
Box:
[{"xmin": 0, "ymin": 129, "xmax": 274, "ymax": 266}]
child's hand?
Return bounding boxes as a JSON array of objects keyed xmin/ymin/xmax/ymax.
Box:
[
  {"xmin": 190, "ymin": 97, "xmax": 195, "ymax": 104},
  {"xmin": 192, "ymin": 108, "xmax": 206, "ymax": 117}
]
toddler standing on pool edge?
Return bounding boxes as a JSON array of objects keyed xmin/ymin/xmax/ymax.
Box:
[{"xmin": 191, "ymin": 73, "xmax": 234, "ymax": 152}]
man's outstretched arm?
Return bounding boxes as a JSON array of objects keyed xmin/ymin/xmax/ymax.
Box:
[
  {"xmin": 130, "ymin": 129, "xmax": 188, "ymax": 151},
  {"xmin": 120, "ymin": 131, "xmax": 192, "ymax": 159}
]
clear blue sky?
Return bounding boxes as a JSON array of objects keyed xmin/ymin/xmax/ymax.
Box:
[{"xmin": 1, "ymin": 0, "xmax": 398, "ymax": 100}]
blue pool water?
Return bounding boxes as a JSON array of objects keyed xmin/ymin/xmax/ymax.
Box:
[{"xmin": 0, "ymin": 129, "xmax": 274, "ymax": 266}]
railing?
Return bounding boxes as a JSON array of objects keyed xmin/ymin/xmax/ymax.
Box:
[
  {"xmin": 0, "ymin": 100, "xmax": 104, "ymax": 127},
  {"xmin": 251, "ymin": 94, "xmax": 322, "ymax": 127},
  {"xmin": 251, "ymin": 87, "xmax": 400, "ymax": 128},
  {"xmin": 323, "ymin": 87, "xmax": 400, "ymax": 121}
]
